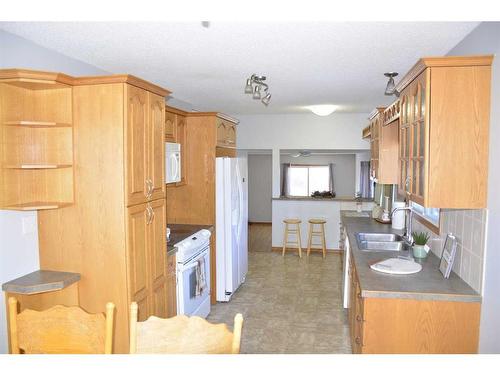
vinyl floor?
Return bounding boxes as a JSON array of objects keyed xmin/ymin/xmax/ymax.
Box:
[{"xmin": 207, "ymin": 224, "xmax": 351, "ymax": 354}]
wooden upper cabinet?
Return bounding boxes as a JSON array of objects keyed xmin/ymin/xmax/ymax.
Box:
[
  {"xmin": 125, "ymin": 85, "xmax": 149, "ymax": 207},
  {"xmin": 395, "ymin": 55, "xmax": 493, "ymax": 208},
  {"xmin": 126, "ymin": 85, "xmax": 166, "ymax": 206},
  {"xmin": 165, "ymin": 111, "xmax": 176, "ymax": 142},
  {"xmin": 175, "ymin": 114, "xmax": 188, "ymax": 186},
  {"xmin": 216, "ymin": 118, "xmax": 227, "ymax": 147},
  {"xmin": 148, "ymin": 93, "xmax": 166, "ymax": 200},
  {"xmin": 216, "ymin": 117, "xmax": 237, "ymax": 148}
]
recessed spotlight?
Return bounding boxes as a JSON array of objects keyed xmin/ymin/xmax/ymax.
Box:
[{"xmin": 306, "ymin": 105, "xmax": 338, "ymax": 116}]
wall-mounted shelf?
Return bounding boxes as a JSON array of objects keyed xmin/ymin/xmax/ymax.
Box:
[
  {"xmin": 4, "ymin": 121, "xmax": 72, "ymax": 128},
  {"xmin": 1, "ymin": 69, "xmax": 75, "ymax": 210},
  {"xmin": 4, "ymin": 202, "xmax": 73, "ymax": 211}
]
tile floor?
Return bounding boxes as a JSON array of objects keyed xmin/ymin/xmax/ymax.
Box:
[{"xmin": 207, "ymin": 249, "xmax": 351, "ymax": 354}]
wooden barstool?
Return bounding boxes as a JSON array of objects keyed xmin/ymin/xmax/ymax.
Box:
[
  {"xmin": 282, "ymin": 219, "xmax": 302, "ymax": 258},
  {"xmin": 307, "ymin": 219, "xmax": 327, "ymax": 258}
]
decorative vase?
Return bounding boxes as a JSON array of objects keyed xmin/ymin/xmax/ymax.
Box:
[{"xmin": 412, "ymin": 244, "xmax": 428, "ymax": 259}]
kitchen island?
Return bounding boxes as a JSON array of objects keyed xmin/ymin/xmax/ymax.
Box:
[{"xmin": 341, "ymin": 211, "xmax": 481, "ymax": 353}]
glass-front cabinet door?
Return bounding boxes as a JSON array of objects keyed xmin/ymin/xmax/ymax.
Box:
[{"xmin": 398, "ymin": 94, "xmax": 411, "ymax": 196}]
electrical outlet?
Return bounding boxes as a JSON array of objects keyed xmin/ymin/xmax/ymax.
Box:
[{"xmin": 22, "ymin": 215, "xmax": 37, "ymax": 235}]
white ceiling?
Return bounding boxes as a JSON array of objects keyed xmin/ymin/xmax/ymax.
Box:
[{"xmin": 0, "ymin": 22, "xmax": 479, "ymax": 115}]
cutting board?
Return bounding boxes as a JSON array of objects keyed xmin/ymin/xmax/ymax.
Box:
[{"xmin": 370, "ymin": 258, "xmax": 422, "ymax": 275}]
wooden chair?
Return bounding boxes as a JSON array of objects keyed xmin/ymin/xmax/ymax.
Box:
[
  {"xmin": 282, "ymin": 218, "xmax": 302, "ymax": 257},
  {"xmin": 307, "ymin": 218, "xmax": 327, "ymax": 258},
  {"xmin": 129, "ymin": 302, "xmax": 244, "ymax": 354},
  {"xmin": 8, "ymin": 297, "xmax": 115, "ymax": 354}
]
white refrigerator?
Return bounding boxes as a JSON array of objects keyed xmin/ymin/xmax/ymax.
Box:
[{"xmin": 215, "ymin": 156, "xmax": 248, "ymax": 302}]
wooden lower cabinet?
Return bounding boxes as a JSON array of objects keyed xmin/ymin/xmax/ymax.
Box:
[
  {"xmin": 166, "ymin": 252, "xmax": 177, "ymax": 318},
  {"xmin": 127, "ymin": 199, "xmax": 168, "ymax": 321},
  {"xmin": 348, "ymin": 258, "xmax": 480, "ymax": 354}
]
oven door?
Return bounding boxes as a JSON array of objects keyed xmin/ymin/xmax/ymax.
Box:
[{"xmin": 176, "ymin": 247, "xmax": 211, "ymax": 318}]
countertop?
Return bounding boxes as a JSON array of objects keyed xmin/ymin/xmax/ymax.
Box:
[
  {"xmin": 341, "ymin": 211, "xmax": 481, "ymax": 303},
  {"xmin": 2, "ymin": 270, "xmax": 81, "ymax": 295},
  {"xmin": 273, "ymin": 196, "xmax": 374, "ymax": 202},
  {"xmin": 167, "ymin": 224, "xmax": 214, "ymax": 254}
]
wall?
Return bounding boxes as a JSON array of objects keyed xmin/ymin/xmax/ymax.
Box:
[
  {"xmin": 444, "ymin": 21, "xmax": 500, "ymax": 354},
  {"xmin": 237, "ymin": 113, "xmax": 370, "ymax": 150},
  {"xmin": 237, "ymin": 112, "xmax": 370, "ymax": 199},
  {"xmin": 280, "ymin": 154, "xmax": 356, "ymax": 197},
  {"xmin": 248, "ymin": 154, "xmax": 273, "ymax": 222},
  {"xmin": 0, "ymin": 29, "xmax": 110, "ymax": 353}
]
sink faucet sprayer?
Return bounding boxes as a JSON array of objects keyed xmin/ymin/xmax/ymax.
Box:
[{"xmin": 391, "ymin": 206, "xmax": 414, "ymax": 245}]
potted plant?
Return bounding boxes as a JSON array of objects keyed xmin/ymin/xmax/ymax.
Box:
[{"xmin": 411, "ymin": 231, "xmax": 430, "ymax": 259}]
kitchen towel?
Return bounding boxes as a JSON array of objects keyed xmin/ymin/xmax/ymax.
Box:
[{"xmin": 195, "ymin": 257, "xmax": 207, "ymax": 296}]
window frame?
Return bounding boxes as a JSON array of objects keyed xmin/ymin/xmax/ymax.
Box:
[
  {"xmin": 410, "ymin": 201, "xmax": 441, "ymax": 235},
  {"xmin": 287, "ymin": 164, "xmax": 331, "ymax": 198}
]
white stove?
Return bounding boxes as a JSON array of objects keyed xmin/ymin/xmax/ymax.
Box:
[{"xmin": 174, "ymin": 229, "xmax": 211, "ymax": 318}]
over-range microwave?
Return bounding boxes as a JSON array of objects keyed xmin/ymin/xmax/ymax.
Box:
[{"xmin": 165, "ymin": 142, "xmax": 181, "ymax": 183}]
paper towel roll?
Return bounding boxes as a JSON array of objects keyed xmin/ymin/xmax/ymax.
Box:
[{"xmin": 392, "ymin": 201, "xmax": 406, "ymax": 230}]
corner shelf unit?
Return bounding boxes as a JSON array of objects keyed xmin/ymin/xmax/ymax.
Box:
[{"xmin": 0, "ymin": 69, "xmax": 75, "ymax": 211}]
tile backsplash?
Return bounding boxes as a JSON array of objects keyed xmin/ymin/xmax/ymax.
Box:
[{"xmin": 411, "ymin": 209, "xmax": 487, "ymax": 293}]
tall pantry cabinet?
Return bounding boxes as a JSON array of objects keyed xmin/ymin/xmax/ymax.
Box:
[{"xmin": 37, "ymin": 75, "xmax": 170, "ymax": 353}]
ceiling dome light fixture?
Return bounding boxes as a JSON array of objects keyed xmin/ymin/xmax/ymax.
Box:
[
  {"xmin": 384, "ymin": 72, "xmax": 399, "ymax": 96},
  {"xmin": 306, "ymin": 104, "xmax": 338, "ymax": 116},
  {"xmin": 244, "ymin": 74, "xmax": 272, "ymax": 106}
]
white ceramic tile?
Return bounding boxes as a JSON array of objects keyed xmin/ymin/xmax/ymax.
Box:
[
  {"xmin": 462, "ymin": 216, "xmax": 473, "ymax": 251},
  {"xmin": 452, "ymin": 243, "xmax": 462, "ymax": 275},
  {"xmin": 471, "ymin": 219, "xmax": 484, "ymax": 257},
  {"xmin": 469, "ymin": 254, "xmax": 482, "ymax": 293},
  {"xmin": 461, "ymin": 248, "xmax": 472, "ymax": 286}
]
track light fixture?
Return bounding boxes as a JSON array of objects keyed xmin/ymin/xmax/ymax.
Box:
[
  {"xmin": 244, "ymin": 74, "xmax": 272, "ymax": 106},
  {"xmin": 384, "ymin": 72, "xmax": 399, "ymax": 96}
]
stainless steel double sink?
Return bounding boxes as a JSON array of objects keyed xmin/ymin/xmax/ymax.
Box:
[{"xmin": 355, "ymin": 232, "xmax": 411, "ymax": 252}]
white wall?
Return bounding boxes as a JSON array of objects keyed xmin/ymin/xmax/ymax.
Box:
[
  {"xmin": 0, "ymin": 29, "xmax": 110, "ymax": 353},
  {"xmin": 248, "ymin": 154, "xmax": 273, "ymax": 222},
  {"xmin": 445, "ymin": 21, "xmax": 500, "ymax": 354},
  {"xmin": 237, "ymin": 113, "xmax": 370, "ymax": 150},
  {"xmin": 280, "ymin": 154, "xmax": 356, "ymax": 197}
]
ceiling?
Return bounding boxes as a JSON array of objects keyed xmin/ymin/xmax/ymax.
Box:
[{"xmin": 0, "ymin": 22, "xmax": 479, "ymax": 115}]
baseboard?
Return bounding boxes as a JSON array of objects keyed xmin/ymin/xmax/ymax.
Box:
[
  {"xmin": 249, "ymin": 222, "xmax": 272, "ymax": 226},
  {"xmin": 271, "ymin": 247, "xmax": 342, "ymax": 254}
]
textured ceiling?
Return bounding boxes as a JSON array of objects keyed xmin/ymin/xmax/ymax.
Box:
[{"xmin": 0, "ymin": 22, "xmax": 479, "ymax": 115}]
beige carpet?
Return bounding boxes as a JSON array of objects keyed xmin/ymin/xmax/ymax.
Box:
[{"xmin": 207, "ymin": 251, "xmax": 351, "ymax": 354}]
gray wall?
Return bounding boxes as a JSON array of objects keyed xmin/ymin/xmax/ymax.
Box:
[
  {"xmin": 248, "ymin": 154, "xmax": 273, "ymax": 222},
  {"xmin": 0, "ymin": 29, "xmax": 110, "ymax": 354},
  {"xmin": 280, "ymin": 154, "xmax": 356, "ymax": 197},
  {"xmin": 447, "ymin": 21, "xmax": 500, "ymax": 353}
]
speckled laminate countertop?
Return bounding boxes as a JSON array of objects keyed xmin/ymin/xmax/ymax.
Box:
[
  {"xmin": 167, "ymin": 224, "xmax": 214, "ymax": 255},
  {"xmin": 273, "ymin": 196, "xmax": 373, "ymax": 202},
  {"xmin": 341, "ymin": 211, "xmax": 481, "ymax": 303},
  {"xmin": 2, "ymin": 270, "xmax": 80, "ymax": 295}
]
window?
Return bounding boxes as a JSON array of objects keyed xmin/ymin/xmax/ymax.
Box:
[
  {"xmin": 411, "ymin": 201, "xmax": 440, "ymax": 227},
  {"xmin": 287, "ymin": 165, "xmax": 331, "ymax": 197}
]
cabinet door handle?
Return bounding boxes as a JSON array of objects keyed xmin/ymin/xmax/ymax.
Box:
[
  {"xmin": 357, "ymin": 292, "xmax": 362, "ymax": 299},
  {"xmin": 146, "ymin": 205, "xmax": 153, "ymax": 225},
  {"xmin": 355, "ymin": 337, "xmax": 361, "ymax": 345},
  {"xmin": 356, "ymin": 315, "xmax": 363, "ymax": 322},
  {"xmin": 145, "ymin": 179, "xmax": 153, "ymax": 199}
]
